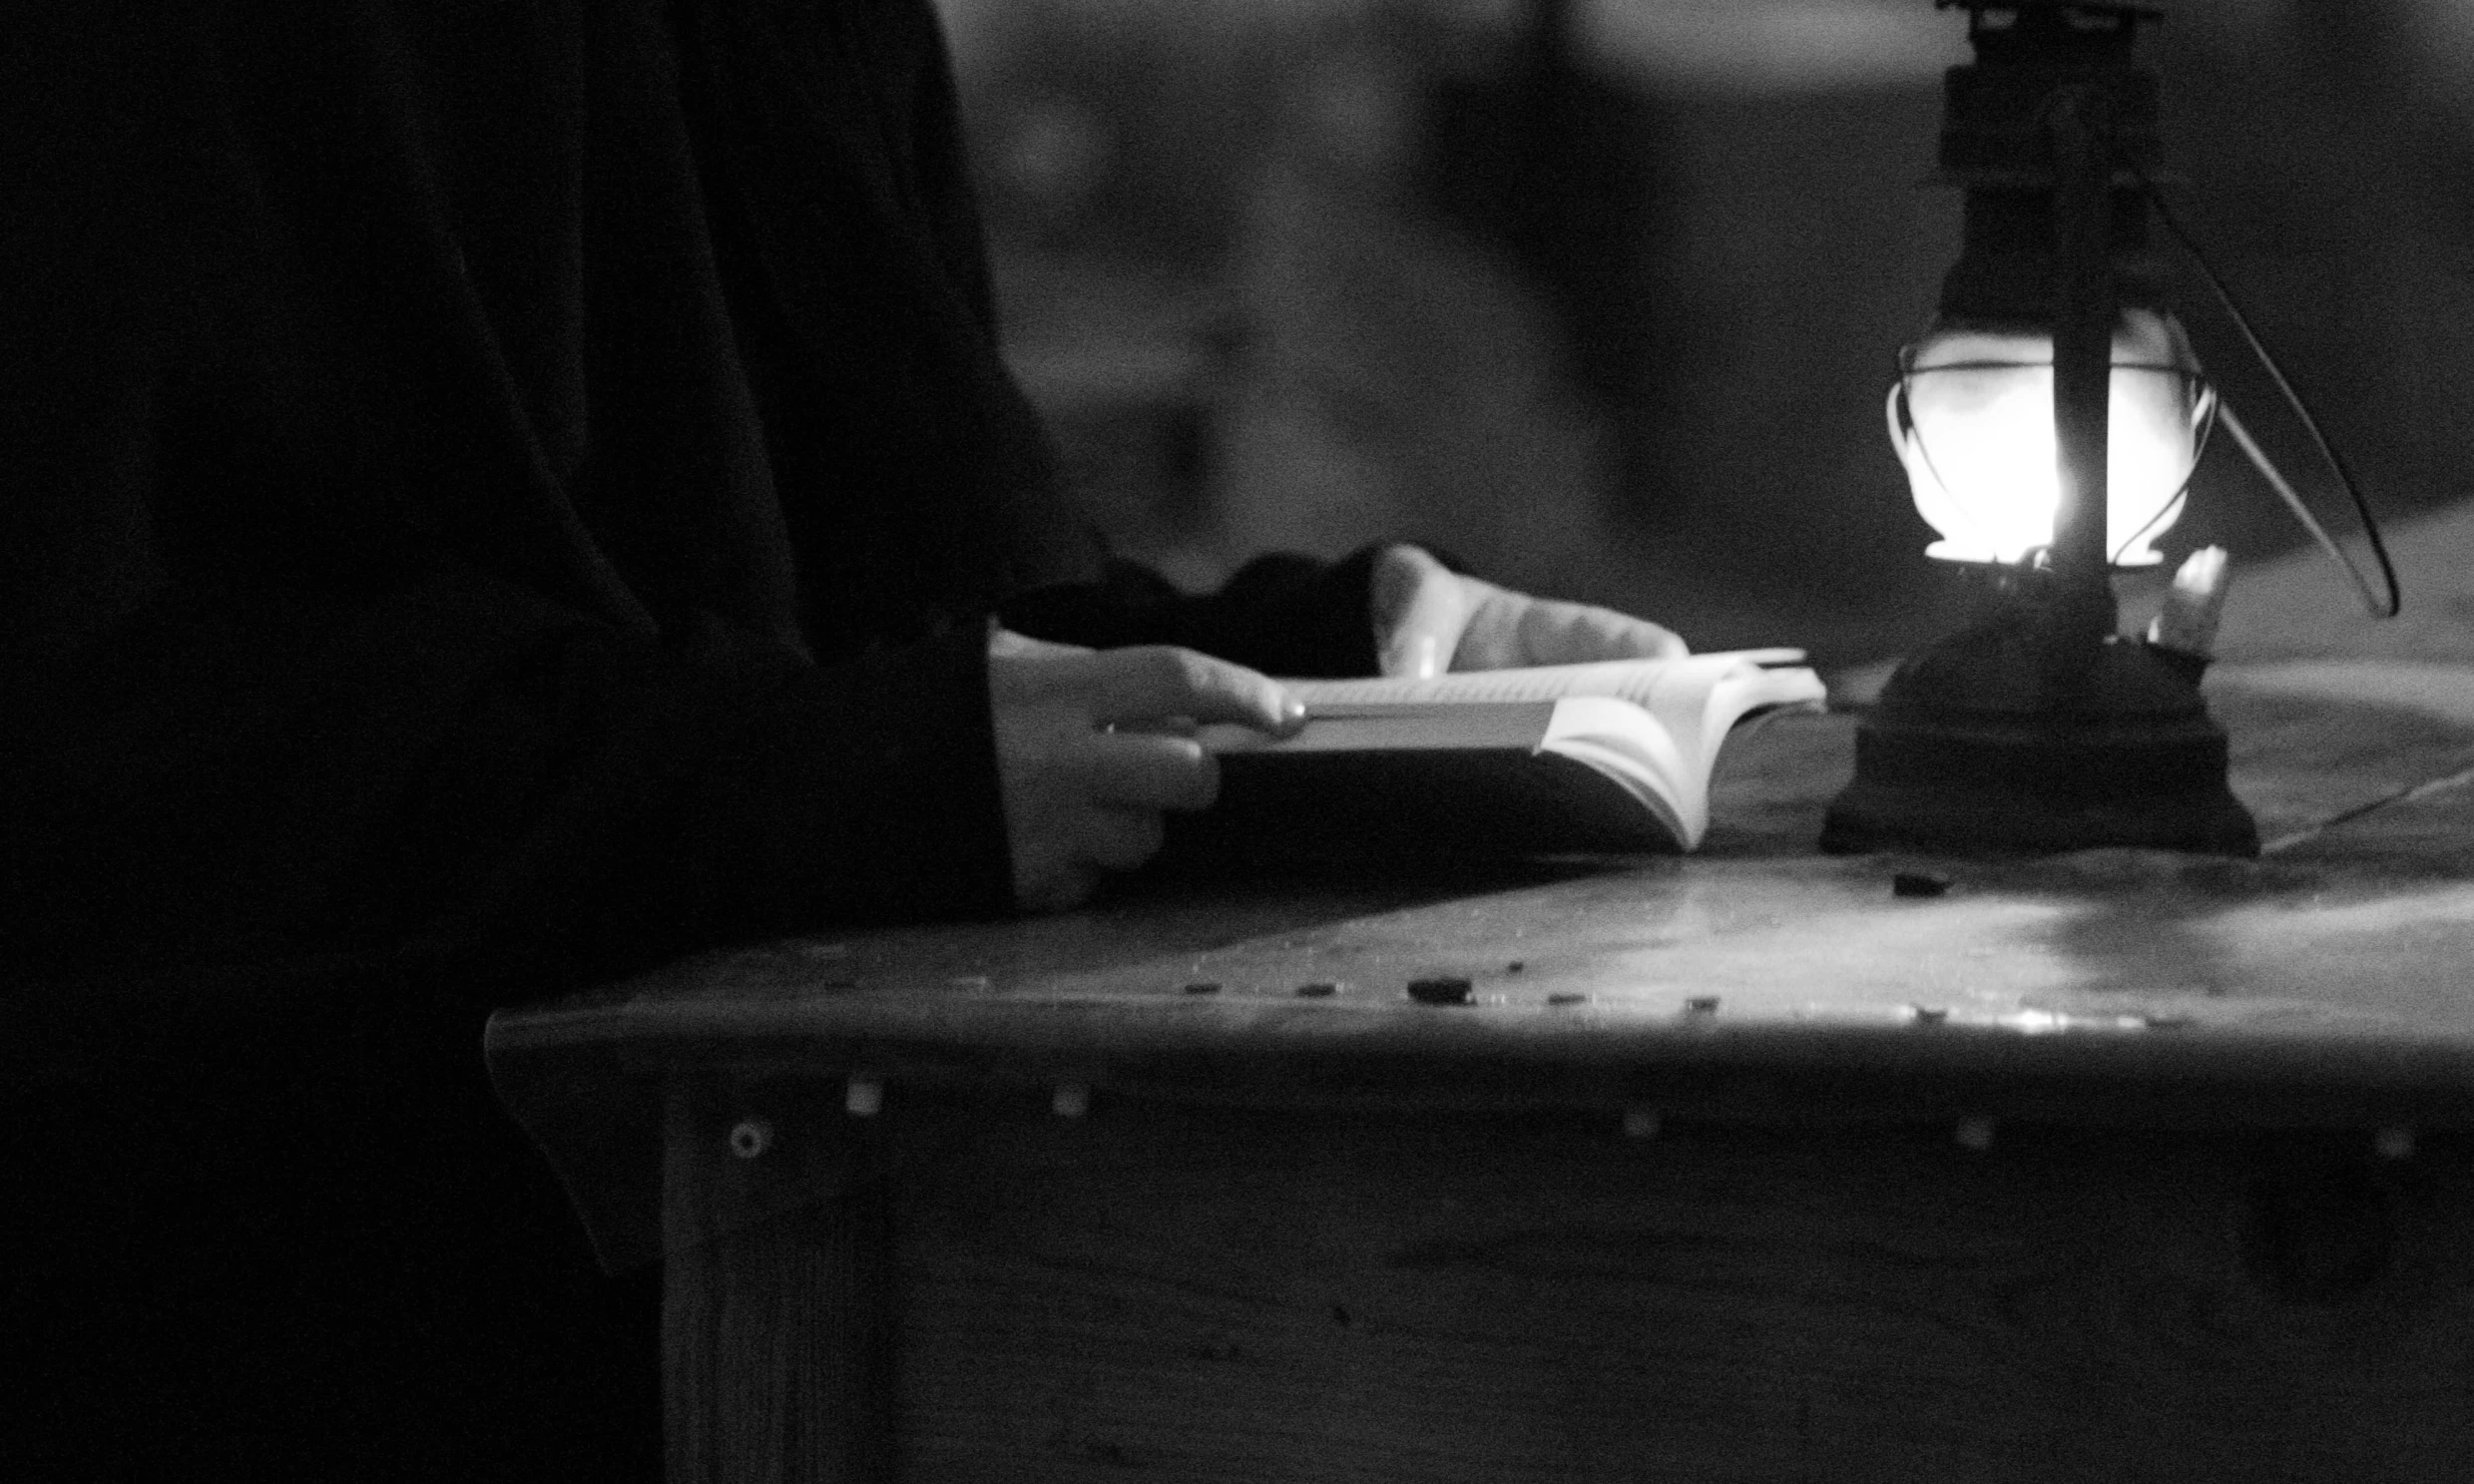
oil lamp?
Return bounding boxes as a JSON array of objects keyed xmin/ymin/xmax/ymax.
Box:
[{"xmin": 1821, "ymin": 0, "xmax": 2258, "ymax": 855}]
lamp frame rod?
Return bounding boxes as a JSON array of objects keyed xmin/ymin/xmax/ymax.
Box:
[{"xmin": 2046, "ymin": 86, "xmax": 2119, "ymax": 652}]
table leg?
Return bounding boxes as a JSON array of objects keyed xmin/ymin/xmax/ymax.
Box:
[{"xmin": 662, "ymin": 1085, "xmax": 898, "ymax": 1484}]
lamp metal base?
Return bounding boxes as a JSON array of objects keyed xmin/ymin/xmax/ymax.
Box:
[{"xmin": 1821, "ymin": 593, "xmax": 2257, "ymax": 858}]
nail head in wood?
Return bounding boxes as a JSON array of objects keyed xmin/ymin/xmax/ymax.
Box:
[{"xmin": 729, "ymin": 1118, "xmax": 772, "ymax": 1160}]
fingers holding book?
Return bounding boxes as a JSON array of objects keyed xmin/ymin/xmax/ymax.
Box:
[
  {"xmin": 988, "ymin": 631, "xmax": 1304, "ymax": 911},
  {"xmin": 1370, "ymin": 544, "xmax": 1689, "ymax": 677}
]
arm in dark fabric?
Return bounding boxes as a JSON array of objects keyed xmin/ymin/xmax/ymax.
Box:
[
  {"xmin": 375, "ymin": 582, "xmax": 1016, "ymax": 996},
  {"xmin": 2, "ymin": 3, "xmax": 1017, "ymax": 1009},
  {"xmin": 3, "ymin": 570, "xmax": 1012, "ymax": 1008},
  {"xmin": 996, "ymin": 548, "xmax": 1386, "ymax": 679}
]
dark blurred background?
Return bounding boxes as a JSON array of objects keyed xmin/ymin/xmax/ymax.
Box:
[{"xmin": 938, "ymin": 0, "xmax": 2474, "ymax": 667}]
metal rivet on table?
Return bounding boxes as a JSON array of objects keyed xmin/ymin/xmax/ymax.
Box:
[
  {"xmin": 1955, "ymin": 1116, "xmax": 1995, "ymax": 1152},
  {"xmin": 729, "ymin": 1118, "xmax": 772, "ymax": 1160},
  {"xmin": 2376, "ymin": 1126, "xmax": 2416, "ymax": 1162},
  {"xmin": 1623, "ymin": 1107, "xmax": 1662, "ymax": 1140},
  {"xmin": 1052, "ymin": 1083, "xmax": 1090, "ymax": 1119},
  {"xmin": 845, "ymin": 1076, "xmax": 883, "ymax": 1118},
  {"xmin": 1408, "ymin": 977, "xmax": 1473, "ymax": 1005}
]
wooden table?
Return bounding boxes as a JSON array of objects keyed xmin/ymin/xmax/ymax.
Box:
[{"xmin": 490, "ymin": 649, "xmax": 2474, "ymax": 1483}]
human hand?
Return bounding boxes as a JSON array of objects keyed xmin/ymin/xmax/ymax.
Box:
[
  {"xmin": 1368, "ymin": 544, "xmax": 1688, "ymax": 677},
  {"xmin": 988, "ymin": 629, "xmax": 1304, "ymax": 912}
]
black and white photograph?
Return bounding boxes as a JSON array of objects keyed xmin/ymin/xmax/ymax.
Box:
[{"xmin": 12, "ymin": 0, "xmax": 2474, "ymax": 1477}]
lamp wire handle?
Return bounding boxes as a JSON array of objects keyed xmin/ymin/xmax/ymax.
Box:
[
  {"xmin": 2120, "ymin": 152, "xmax": 2402, "ymax": 618},
  {"xmin": 2216, "ymin": 402, "xmax": 2392, "ymax": 616}
]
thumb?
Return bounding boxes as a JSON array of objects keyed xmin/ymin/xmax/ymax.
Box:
[{"xmin": 1369, "ymin": 545, "xmax": 1471, "ymax": 679}]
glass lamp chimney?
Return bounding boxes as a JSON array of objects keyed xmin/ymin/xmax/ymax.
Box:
[{"xmin": 1890, "ymin": 308, "xmax": 2216, "ymax": 568}]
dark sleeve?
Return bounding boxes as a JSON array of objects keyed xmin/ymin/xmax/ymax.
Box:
[
  {"xmin": 1, "ymin": 3, "xmax": 1019, "ymax": 1006},
  {"xmin": 4, "ymin": 570, "xmax": 1012, "ymax": 1005},
  {"xmin": 996, "ymin": 549, "xmax": 1386, "ymax": 678}
]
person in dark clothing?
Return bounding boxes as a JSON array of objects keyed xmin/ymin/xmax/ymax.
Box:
[{"xmin": 4, "ymin": 1, "xmax": 1680, "ymax": 1475}]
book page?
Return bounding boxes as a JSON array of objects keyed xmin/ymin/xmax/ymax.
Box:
[
  {"xmin": 1283, "ymin": 649, "xmax": 1806, "ymax": 713},
  {"xmin": 1599, "ymin": 664, "xmax": 1825, "ymax": 842},
  {"xmin": 1640, "ymin": 658, "xmax": 1827, "ymax": 783},
  {"xmin": 1211, "ymin": 703, "xmax": 1560, "ymax": 753},
  {"xmin": 1539, "ymin": 698, "xmax": 1695, "ymax": 843}
]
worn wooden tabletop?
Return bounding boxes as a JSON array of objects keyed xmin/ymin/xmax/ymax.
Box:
[{"xmin": 489, "ymin": 509, "xmax": 2474, "ymax": 1266}]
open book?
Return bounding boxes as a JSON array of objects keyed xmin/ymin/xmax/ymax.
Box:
[{"xmin": 1188, "ymin": 651, "xmax": 1827, "ymax": 858}]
